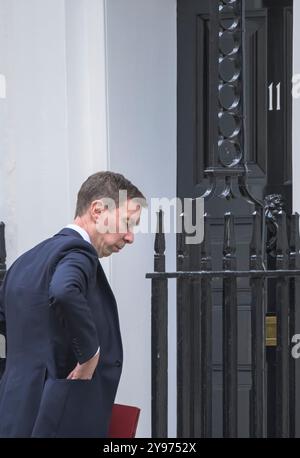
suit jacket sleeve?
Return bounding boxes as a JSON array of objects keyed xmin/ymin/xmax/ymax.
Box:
[
  {"xmin": 0, "ymin": 283, "xmax": 6, "ymax": 378},
  {"xmin": 49, "ymin": 249, "xmax": 99, "ymax": 364}
]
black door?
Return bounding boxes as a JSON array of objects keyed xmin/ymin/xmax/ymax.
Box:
[{"xmin": 177, "ymin": 0, "xmax": 293, "ymax": 437}]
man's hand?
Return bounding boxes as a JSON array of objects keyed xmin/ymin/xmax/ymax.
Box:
[{"xmin": 67, "ymin": 352, "xmax": 99, "ymax": 380}]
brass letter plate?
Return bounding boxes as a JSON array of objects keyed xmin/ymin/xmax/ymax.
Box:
[{"xmin": 266, "ymin": 315, "xmax": 277, "ymax": 347}]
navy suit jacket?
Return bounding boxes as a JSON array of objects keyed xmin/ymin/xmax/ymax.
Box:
[{"xmin": 0, "ymin": 228, "xmax": 123, "ymax": 437}]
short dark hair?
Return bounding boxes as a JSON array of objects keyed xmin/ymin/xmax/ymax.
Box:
[{"xmin": 75, "ymin": 171, "xmax": 146, "ymax": 217}]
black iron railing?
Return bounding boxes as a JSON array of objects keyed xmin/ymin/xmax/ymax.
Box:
[{"xmin": 146, "ymin": 209, "xmax": 300, "ymax": 438}]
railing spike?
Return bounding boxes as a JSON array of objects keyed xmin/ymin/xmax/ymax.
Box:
[{"xmin": 154, "ymin": 210, "xmax": 165, "ymax": 273}]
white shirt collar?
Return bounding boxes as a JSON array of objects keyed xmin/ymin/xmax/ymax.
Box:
[{"xmin": 65, "ymin": 224, "xmax": 91, "ymax": 244}]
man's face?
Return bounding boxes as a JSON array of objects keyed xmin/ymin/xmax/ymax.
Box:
[{"xmin": 95, "ymin": 199, "xmax": 142, "ymax": 257}]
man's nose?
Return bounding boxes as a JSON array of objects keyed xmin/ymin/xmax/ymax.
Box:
[{"xmin": 124, "ymin": 231, "xmax": 134, "ymax": 244}]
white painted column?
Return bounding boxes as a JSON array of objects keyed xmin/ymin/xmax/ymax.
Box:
[
  {"xmin": 64, "ymin": 0, "xmax": 109, "ymax": 212},
  {"xmin": 64, "ymin": 0, "xmax": 111, "ymax": 276}
]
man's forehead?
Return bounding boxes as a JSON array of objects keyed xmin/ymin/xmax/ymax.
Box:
[{"xmin": 119, "ymin": 199, "xmax": 141, "ymax": 215}]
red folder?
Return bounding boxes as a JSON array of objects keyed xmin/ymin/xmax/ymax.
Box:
[{"xmin": 108, "ymin": 403, "xmax": 141, "ymax": 438}]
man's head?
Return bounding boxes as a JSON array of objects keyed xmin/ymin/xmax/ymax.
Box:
[{"xmin": 74, "ymin": 171, "xmax": 146, "ymax": 257}]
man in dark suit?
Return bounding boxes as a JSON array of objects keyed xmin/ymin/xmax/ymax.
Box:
[{"xmin": 0, "ymin": 171, "xmax": 145, "ymax": 438}]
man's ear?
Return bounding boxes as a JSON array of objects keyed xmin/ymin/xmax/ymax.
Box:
[
  {"xmin": 90, "ymin": 197, "xmax": 117, "ymax": 222},
  {"xmin": 90, "ymin": 199, "xmax": 106, "ymax": 221}
]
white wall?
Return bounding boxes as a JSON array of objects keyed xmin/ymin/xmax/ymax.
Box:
[
  {"xmin": 105, "ymin": 0, "xmax": 177, "ymax": 437},
  {"xmin": 293, "ymin": 0, "xmax": 300, "ymax": 435},
  {"xmin": 0, "ymin": 0, "xmax": 109, "ymax": 269},
  {"xmin": 0, "ymin": 0, "xmax": 69, "ymax": 265},
  {"xmin": 0, "ymin": 0, "xmax": 177, "ymax": 437},
  {"xmin": 293, "ymin": 1, "xmax": 300, "ymax": 213},
  {"xmin": 0, "ymin": 0, "xmax": 112, "ymax": 392}
]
